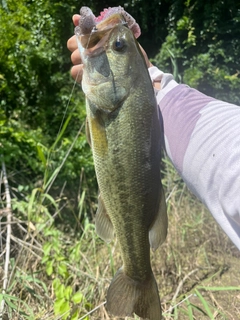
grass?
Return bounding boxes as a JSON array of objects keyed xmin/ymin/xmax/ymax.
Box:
[
  {"xmin": 1, "ymin": 155, "xmax": 240, "ymax": 320},
  {"xmin": 1, "ymin": 109, "xmax": 240, "ymax": 320}
]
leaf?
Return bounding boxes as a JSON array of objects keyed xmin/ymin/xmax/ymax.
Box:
[
  {"xmin": 53, "ymin": 278, "xmax": 61, "ymax": 292},
  {"xmin": 41, "ymin": 192, "xmax": 58, "ymax": 208},
  {"xmin": 185, "ymin": 297, "xmax": 194, "ymax": 320},
  {"xmin": 24, "ymin": 276, "xmax": 48, "ymax": 295},
  {"xmin": 54, "ymin": 298, "xmax": 70, "ymax": 319},
  {"xmin": 50, "ymin": 115, "xmax": 72, "ymax": 151},
  {"xmin": 37, "ymin": 143, "xmax": 47, "ymax": 167},
  {"xmin": 4, "ymin": 296, "xmax": 20, "ymax": 311},
  {"xmin": 60, "ymin": 301, "xmax": 70, "ymax": 320},
  {"xmin": 194, "ymin": 289, "xmax": 214, "ymax": 319},
  {"xmin": 44, "ymin": 166, "xmax": 61, "ymax": 190},
  {"xmin": 28, "ymin": 188, "xmax": 41, "ymax": 219},
  {"xmin": 71, "ymin": 291, "xmax": 83, "ymax": 304},
  {"xmin": 42, "ymin": 242, "xmax": 52, "ymax": 256},
  {"xmin": 55, "ymin": 283, "xmax": 66, "ymax": 299},
  {"xmin": 197, "ymin": 286, "xmax": 240, "ymax": 291},
  {"xmin": 54, "ymin": 297, "xmax": 66, "ymax": 314},
  {"xmin": 64, "ymin": 286, "xmax": 72, "ymax": 300},
  {"xmin": 55, "ymin": 254, "xmax": 66, "ymax": 262},
  {"xmin": 46, "ymin": 260, "xmax": 54, "ymax": 276},
  {"xmin": 57, "ymin": 263, "xmax": 69, "ymax": 278},
  {"xmin": 71, "ymin": 310, "xmax": 80, "ymax": 320}
]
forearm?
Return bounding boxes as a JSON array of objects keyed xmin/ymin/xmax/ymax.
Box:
[{"xmin": 149, "ymin": 65, "xmax": 240, "ymax": 250}]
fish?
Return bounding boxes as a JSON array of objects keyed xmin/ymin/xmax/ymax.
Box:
[{"xmin": 75, "ymin": 7, "xmax": 168, "ymax": 320}]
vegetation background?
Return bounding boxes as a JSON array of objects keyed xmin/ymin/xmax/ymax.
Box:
[{"xmin": 0, "ymin": 0, "xmax": 240, "ymax": 319}]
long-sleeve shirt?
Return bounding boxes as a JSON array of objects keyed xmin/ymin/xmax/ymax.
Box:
[{"xmin": 149, "ymin": 66, "xmax": 240, "ymax": 250}]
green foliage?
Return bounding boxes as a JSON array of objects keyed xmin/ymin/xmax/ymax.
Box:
[
  {"xmin": 0, "ymin": 293, "xmax": 35, "ymax": 319},
  {"xmin": 1, "ymin": 119, "xmax": 45, "ymax": 173},
  {"xmin": 7, "ymin": 171, "xmax": 94, "ymax": 319},
  {"xmin": 2, "ymin": 148, "xmax": 240, "ymax": 319},
  {"xmin": 40, "ymin": 212, "xmax": 94, "ymax": 319},
  {"xmin": 1, "ymin": 1, "xmax": 240, "ymax": 319},
  {"xmin": 53, "ymin": 278, "xmax": 90, "ymax": 320},
  {"xmin": 0, "ymin": 0, "xmax": 96, "ymax": 201},
  {"xmin": 154, "ymin": 0, "xmax": 240, "ymax": 104},
  {"xmin": 2, "ymin": 0, "xmax": 239, "ymax": 225}
]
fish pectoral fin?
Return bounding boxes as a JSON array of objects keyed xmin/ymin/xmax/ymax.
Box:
[
  {"xmin": 95, "ymin": 194, "xmax": 114, "ymax": 243},
  {"xmin": 149, "ymin": 187, "xmax": 168, "ymax": 251},
  {"xmin": 106, "ymin": 268, "xmax": 162, "ymax": 319},
  {"xmin": 85, "ymin": 117, "xmax": 92, "ymax": 147}
]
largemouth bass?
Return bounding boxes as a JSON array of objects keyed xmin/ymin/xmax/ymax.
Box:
[{"xmin": 75, "ymin": 7, "xmax": 168, "ymax": 319}]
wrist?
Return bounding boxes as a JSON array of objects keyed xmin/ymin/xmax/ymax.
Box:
[{"xmin": 153, "ymin": 79, "xmax": 161, "ymax": 90}]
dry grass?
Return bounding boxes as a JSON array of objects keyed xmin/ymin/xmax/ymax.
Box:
[{"xmin": 1, "ymin": 158, "xmax": 240, "ymax": 319}]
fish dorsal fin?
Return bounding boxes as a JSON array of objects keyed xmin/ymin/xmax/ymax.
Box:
[
  {"xmin": 149, "ymin": 187, "xmax": 168, "ymax": 251},
  {"xmin": 95, "ymin": 194, "xmax": 114, "ymax": 242}
]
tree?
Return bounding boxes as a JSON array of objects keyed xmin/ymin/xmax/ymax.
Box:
[
  {"xmin": 0, "ymin": 0, "xmax": 96, "ymax": 209},
  {"xmin": 154, "ymin": 0, "xmax": 240, "ymax": 104}
]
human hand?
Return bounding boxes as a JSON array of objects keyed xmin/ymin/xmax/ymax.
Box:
[{"xmin": 67, "ymin": 14, "xmax": 83, "ymax": 83}]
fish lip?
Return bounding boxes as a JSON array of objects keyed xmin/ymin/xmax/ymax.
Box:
[
  {"xmin": 77, "ymin": 30, "xmax": 111, "ymax": 59},
  {"xmin": 83, "ymin": 45, "xmax": 105, "ymax": 57}
]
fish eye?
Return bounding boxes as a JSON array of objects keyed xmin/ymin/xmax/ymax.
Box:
[{"xmin": 113, "ymin": 38, "xmax": 126, "ymax": 51}]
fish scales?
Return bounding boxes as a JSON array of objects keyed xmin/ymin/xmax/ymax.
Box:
[
  {"xmin": 76, "ymin": 7, "xmax": 168, "ymax": 320},
  {"xmin": 88, "ymin": 80, "xmax": 161, "ymax": 279}
]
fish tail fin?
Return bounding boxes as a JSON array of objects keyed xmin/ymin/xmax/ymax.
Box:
[{"xmin": 106, "ymin": 268, "xmax": 162, "ymax": 320}]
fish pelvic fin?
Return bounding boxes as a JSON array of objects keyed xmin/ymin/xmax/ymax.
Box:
[
  {"xmin": 95, "ymin": 194, "xmax": 114, "ymax": 242},
  {"xmin": 149, "ymin": 187, "xmax": 168, "ymax": 251},
  {"xmin": 106, "ymin": 268, "xmax": 162, "ymax": 320}
]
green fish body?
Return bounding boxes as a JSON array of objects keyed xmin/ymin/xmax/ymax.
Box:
[{"xmin": 77, "ymin": 14, "xmax": 168, "ymax": 320}]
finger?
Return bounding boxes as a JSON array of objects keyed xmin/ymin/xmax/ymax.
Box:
[
  {"xmin": 71, "ymin": 65, "xmax": 83, "ymax": 83},
  {"xmin": 67, "ymin": 35, "xmax": 78, "ymax": 52},
  {"xmin": 72, "ymin": 14, "xmax": 80, "ymax": 27},
  {"xmin": 71, "ymin": 49, "xmax": 82, "ymax": 65},
  {"xmin": 139, "ymin": 44, "xmax": 152, "ymax": 68},
  {"xmin": 67, "ymin": 14, "xmax": 81, "ymax": 51}
]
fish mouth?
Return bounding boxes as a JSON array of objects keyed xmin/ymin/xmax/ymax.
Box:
[
  {"xmin": 74, "ymin": 6, "xmax": 141, "ymax": 57},
  {"xmin": 76, "ymin": 7, "xmax": 135, "ymax": 113},
  {"xmin": 79, "ymin": 32, "xmax": 111, "ymax": 57},
  {"xmin": 75, "ymin": 6, "xmax": 141, "ymax": 40}
]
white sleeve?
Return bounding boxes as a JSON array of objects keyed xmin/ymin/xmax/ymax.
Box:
[
  {"xmin": 148, "ymin": 66, "xmax": 240, "ymax": 250},
  {"xmin": 148, "ymin": 66, "xmax": 179, "ymax": 102}
]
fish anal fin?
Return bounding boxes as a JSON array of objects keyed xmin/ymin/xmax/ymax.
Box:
[
  {"xmin": 106, "ymin": 268, "xmax": 162, "ymax": 320},
  {"xmin": 149, "ymin": 187, "xmax": 168, "ymax": 251},
  {"xmin": 95, "ymin": 194, "xmax": 114, "ymax": 243}
]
